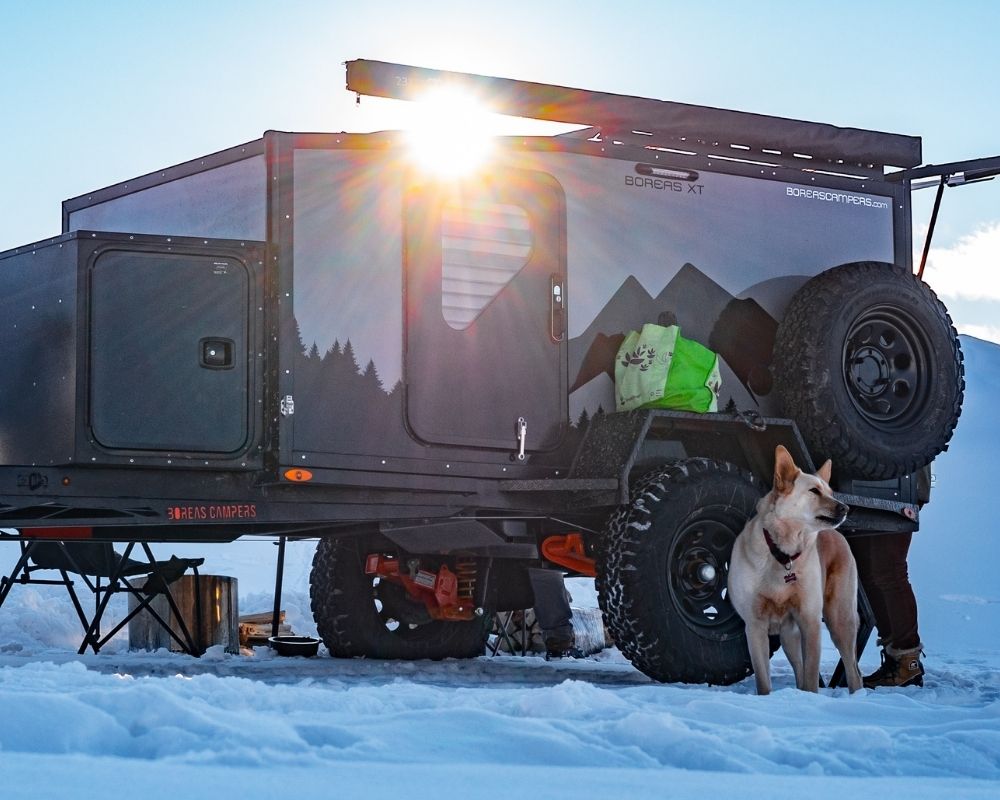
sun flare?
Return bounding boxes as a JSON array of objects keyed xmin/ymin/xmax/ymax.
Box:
[{"xmin": 403, "ymin": 88, "xmax": 496, "ymax": 177}]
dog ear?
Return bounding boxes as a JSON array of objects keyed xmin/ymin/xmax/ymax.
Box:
[
  {"xmin": 773, "ymin": 445, "xmax": 800, "ymax": 495},
  {"xmin": 817, "ymin": 459, "xmax": 832, "ymax": 484}
]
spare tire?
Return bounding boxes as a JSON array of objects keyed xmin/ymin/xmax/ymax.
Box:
[{"xmin": 773, "ymin": 261, "xmax": 963, "ymax": 480}]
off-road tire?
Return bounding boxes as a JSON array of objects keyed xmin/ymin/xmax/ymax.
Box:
[
  {"xmin": 774, "ymin": 261, "xmax": 964, "ymax": 480},
  {"xmin": 310, "ymin": 534, "xmax": 490, "ymax": 660},
  {"xmin": 597, "ymin": 459, "xmax": 762, "ymax": 684}
]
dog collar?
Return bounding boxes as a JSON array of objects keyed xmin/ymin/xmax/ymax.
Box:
[{"xmin": 763, "ymin": 528, "xmax": 800, "ymax": 570}]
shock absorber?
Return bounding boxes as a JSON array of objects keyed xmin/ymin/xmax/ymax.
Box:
[{"xmin": 455, "ymin": 557, "xmax": 477, "ymax": 605}]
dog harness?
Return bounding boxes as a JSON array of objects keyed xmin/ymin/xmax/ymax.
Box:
[{"xmin": 763, "ymin": 528, "xmax": 800, "ymax": 583}]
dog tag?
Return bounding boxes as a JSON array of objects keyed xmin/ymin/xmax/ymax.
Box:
[{"xmin": 784, "ymin": 572, "xmax": 797, "ymax": 584}]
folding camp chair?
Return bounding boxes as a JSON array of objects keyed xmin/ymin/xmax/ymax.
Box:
[
  {"xmin": 0, "ymin": 530, "xmax": 205, "ymax": 655},
  {"xmin": 488, "ymin": 609, "xmax": 538, "ymax": 656}
]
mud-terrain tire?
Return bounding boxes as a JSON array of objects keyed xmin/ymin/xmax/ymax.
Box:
[
  {"xmin": 774, "ymin": 261, "xmax": 964, "ymax": 480},
  {"xmin": 310, "ymin": 534, "xmax": 490, "ymax": 660},
  {"xmin": 597, "ymin": 459, "xmax": 762, "ymax": 685}
]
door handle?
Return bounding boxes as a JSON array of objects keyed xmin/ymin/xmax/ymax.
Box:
[
  {"xmin": 550, "ymin": 277, "xmax": 565, "ymax": 342},
  {"xmin": 199, "ymin": 337, "xmax": 235, "ymax": 370}
]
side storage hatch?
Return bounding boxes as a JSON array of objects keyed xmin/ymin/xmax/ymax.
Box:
[{"xmin": 89, "ymin": 249, "xmax": 252, "ymax": 455}]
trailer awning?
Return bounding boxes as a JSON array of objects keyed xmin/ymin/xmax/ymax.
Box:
[{"xmin": 346, "ymin": 59, "xmax": 922, "ymax": 169}]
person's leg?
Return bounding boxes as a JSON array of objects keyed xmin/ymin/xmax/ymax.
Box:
[
  {"xmin": 849, "ymin": 532, "xmax": 923, "ymax": 687},
  {"xmin": 527, "ymin": 567, "xmax": 575, "ymax": 655},
  {"xmin": 850, "ymin": 532, "xmax": 919, "ymax": 649}
]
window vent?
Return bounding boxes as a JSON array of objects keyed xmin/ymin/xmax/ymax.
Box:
[{"xmin": 441, "ymin": 201, "xmax": 532, "ymax": 330}]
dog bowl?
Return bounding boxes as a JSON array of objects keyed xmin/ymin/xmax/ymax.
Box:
[{"xmin": 268, "ymin": 635, "xmax": 321, "ymax": 657}]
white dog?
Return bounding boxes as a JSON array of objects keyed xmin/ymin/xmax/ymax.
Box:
[{"xmin": 729, "ymin": 445, "xmax": 862, "ymax": 694}]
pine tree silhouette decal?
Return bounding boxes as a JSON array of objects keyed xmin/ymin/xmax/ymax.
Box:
[
  {"xmin": 342, "ymin": 340, "xmax": 360, "ymax": 374},
  {"xmin": 323, "ymin": 339, "xmax": 341, "ymax": 362},
  {"xmin": 362, "ymin": 359, "xmax": 384, "ymax": 393},
  {"xmin": 293, "ymin": 319, "xmax": 307, "ymax": 357},
  {"xmin": 291, "ymin": 321, "xmax": 405, "ymax": 455}
]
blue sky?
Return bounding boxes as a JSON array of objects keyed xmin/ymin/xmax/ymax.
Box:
[{"xmin": 2, "ymin": 0, "xmax": 997, "ymax": 339}]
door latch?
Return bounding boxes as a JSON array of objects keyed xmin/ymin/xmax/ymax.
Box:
[
  {"xmin": 550, "ymin": 277, "xmax": 565, "ymax": 342},
  {"xmin": 280, "ymin": 395, "xmax": 295, "ymax": 417},
  {"xmin": 199, "ymin": 337, "xmax": 235, "ymax": 370},
  {"xmin": 515, "ymin": 416, "xmax": 527, "ymax": 461}
]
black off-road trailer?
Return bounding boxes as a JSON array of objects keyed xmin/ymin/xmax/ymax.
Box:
[{"xmin": 0, "ymin": 60, "xmax": 988, "ymax": 682}]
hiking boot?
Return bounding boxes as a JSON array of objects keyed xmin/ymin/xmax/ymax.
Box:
[
  {"xmin": 543, "ymin": 631, "xmax": 576, "ymax": 659},
  {"xmin": 544, "ymin": 647, "xmax": 585, "ymax": 661},
  {"xmin": 863, "ymin": 645, "xmax": 925, "ymax": 688}
]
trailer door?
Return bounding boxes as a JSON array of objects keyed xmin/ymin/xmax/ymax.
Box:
[
  {"xmin": 89, "ymin": 249, "xmax": 251, "ymax": 454},
  {"xmin": 404, "ymin": 170, "xmax": 567, "ymax": 453}
]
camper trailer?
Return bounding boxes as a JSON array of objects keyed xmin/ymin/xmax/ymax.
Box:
[{"xmin": 1, "ymin": 60, "xmax": 984, "ymax": 683}]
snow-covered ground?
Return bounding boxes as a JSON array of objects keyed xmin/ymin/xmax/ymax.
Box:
[{"xmin": 0, "ymin": 336, "xmax": 997, "ymax": 799}]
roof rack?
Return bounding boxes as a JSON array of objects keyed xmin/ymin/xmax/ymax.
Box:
[{"xmin": 345, "ymin": 59, "xmax": 922, "ymax": 170}]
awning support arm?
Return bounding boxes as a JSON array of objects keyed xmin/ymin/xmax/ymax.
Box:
[{"xmin": 918, "ymin": 176, "xmax": 945, "ymax": 280}]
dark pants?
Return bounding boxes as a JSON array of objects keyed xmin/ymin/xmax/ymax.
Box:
[
  {"xmin": 527, "ymin": 567, "xmax": 574, "ymax": 641},
  {"xmin": 849, "ymin": 532, "xmax": 920, "ymax": 651}
]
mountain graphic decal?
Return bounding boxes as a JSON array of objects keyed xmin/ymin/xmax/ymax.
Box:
[{"xmin": 569, "ymin": 263, "xmax": 781, "ymax": 400}]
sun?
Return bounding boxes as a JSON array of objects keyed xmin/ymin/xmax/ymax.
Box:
[{"xmin": 402, "ymin": 88, "xmax": 497, "ymax": 177}]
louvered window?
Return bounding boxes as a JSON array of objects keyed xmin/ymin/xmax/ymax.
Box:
[{"xmin": 440, "ymin": 200, "xmax": 533, "ymax": 330}]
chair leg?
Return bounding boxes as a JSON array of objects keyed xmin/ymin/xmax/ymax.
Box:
[
  {"xmin": 80, "ymin": 576, "xmax": 121, "ymax": 655},
  {"xmin": 94, "ymin": 575, "xmax": 102, "ymax": 638},
  {"xmin": 152, "ymin": 584, "xmax": 200, "ymax": 655},
  {"xmin": 58, "ymin": 568, "xmax": 95, "ymax": 642},
  {"xmin": 139, "ymin": 542, "xmax": 202, "ymax": 656},
  {"xmin": 489, "ymin": 610, "xmax": 517, "ymax": 656},
  {"xmin": 78, "ymin": 541, "xmax": 137, "ymax": 654},
  {"xmin": 0, "ymin": 543, "xmax": 34, "ymax": 609}
]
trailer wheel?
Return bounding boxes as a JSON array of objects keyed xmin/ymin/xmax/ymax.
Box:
[
  {"xmin": 774, "ymin": 262, "xmax": 964, "ymax": 480},
  {"xmin": 310, "ymin": 534, "xmax": 490, "ymax": 660},
  {"xmin": 597, "ymin": 459, "xmax": 762, "ymax": 685}
]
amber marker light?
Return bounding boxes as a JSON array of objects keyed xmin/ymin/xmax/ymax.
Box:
[{"xmin": 284, "ymin": 468, "xmax": 314, "ymax": 482}]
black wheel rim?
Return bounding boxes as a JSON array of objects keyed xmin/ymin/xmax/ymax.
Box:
[
  {"xmin": 843, "ymin": 305, "xmax": 932, "ymax": 428},
  {"xmin": 667, "ymin": 513, "xmax": 742, "ymax": 634}
]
